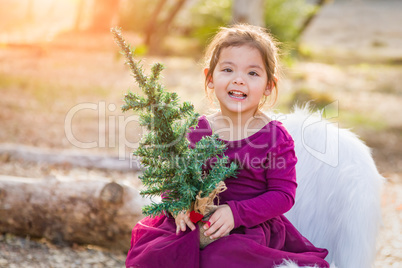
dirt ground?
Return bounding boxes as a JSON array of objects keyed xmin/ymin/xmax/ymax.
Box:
[{"xmin": 0, "ymin": 28, "xmax": 401, "ymax": 268}]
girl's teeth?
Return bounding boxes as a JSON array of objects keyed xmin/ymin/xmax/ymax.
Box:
[{"xmin": 229, "ymin": 91, "xmax": 246, "ymax": 99}]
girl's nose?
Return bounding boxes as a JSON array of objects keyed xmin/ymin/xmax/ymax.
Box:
[{"xmin": 232, "ymin": 76, "xmax": 245, "ymax": 85}]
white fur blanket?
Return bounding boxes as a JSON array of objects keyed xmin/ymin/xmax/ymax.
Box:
[{"xmin": 269, "ymin": 107, "xmax": 384, "ymax": 268}]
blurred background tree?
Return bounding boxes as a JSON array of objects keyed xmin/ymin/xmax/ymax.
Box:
[
  {"xmin": 232, "ymin": 0, "xmax": 265, "ymax": 26},
  {"xmin": 0, "ymin": 0, "xmax": 325, "ymax": 57},
  {"xmin": 117, "ymin": 0, "xmax": 325, "ymax": 56},
  {"xmin": 119, "ymin": 0, "xmax": 187, "ymax": 54},
  {"xmin": 73, "ymin": 0, "xmax": 121, "ymax": 32}
]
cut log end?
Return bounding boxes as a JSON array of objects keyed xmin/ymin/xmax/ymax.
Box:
[
  {"xmin": 0, "ymin": 175, "xmax": 148, "ymax": 252},
  {"xmin": 100, "ymin": 182, "xmax": 124, "ymax": 204}
]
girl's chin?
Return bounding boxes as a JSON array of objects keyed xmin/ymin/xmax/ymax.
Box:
[{"xmin": 220, "ymin": 106, "xmax": 256, "ymax": 115}]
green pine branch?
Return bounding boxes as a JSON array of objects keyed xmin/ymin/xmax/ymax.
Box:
[{"xmin": 111, "ymin": 27, "xmax": 237, "ymax": 217}]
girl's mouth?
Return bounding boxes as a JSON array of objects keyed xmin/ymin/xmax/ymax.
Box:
[{"xmin": 228, "ymin": 90, "xmax": 247, "ymax": 100}]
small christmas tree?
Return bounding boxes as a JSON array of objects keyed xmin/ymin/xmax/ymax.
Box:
[{"xmin": 111, "ymin": 28, "xmax": 237, "ymax": 219}]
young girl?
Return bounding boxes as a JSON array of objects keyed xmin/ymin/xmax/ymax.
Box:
[{"xmin": 125, "ymin": 24, "xmax": 329, "ymax": 268}]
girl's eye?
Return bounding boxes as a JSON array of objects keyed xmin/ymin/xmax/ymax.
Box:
[
  {"xmin": 249, "ymin": 71, "xmax": 259, "ymax": 76},
  {"xmin": 222, "ymin": 68, "xmax": 232, "ymax": 72}
]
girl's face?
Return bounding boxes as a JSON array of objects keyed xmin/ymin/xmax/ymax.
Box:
[{"xmin": 206, "ymin": 45, "xmax": 272, "ymax": 117}]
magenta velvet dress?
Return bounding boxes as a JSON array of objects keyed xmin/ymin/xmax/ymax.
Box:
[{"xmin": 126, "ymin": 116, "xmax": 329, "ymax": 268}]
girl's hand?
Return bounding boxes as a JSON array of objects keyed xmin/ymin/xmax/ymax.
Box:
[
  {"xmin": 174, "ymin": 211, "xmax": 196, "ymax": 235},
  {"xmin": 203, "ymin": 205, "xmax": 234, "ymax": 239}
]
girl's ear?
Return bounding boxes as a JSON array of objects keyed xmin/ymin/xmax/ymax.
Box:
[
  {"xmin": 264, "ymin": 75, "xmax": 278, "ymax": 96},
  {"xmin": 204, "ymin": 68, "xmax": 214, "ymax": 89},
  {"xmin": 264, "ymin": 86, "xmax": 272, "ymax": 97}
]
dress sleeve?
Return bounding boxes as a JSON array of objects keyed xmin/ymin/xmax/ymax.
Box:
[
  {"xmin": 187, "ymin": 115, "xmax": 212, "ymax": 148},
  {"xmin": 226, "ymin": 137, "xmax": 298, "ymax": 229}
]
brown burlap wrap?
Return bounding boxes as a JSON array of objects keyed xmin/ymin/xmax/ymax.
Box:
[{"xmin": 193, "ymin": 181, "xmax": 227, "ymax": 249}]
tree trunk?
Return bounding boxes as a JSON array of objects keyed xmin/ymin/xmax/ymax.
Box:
[
  {"xmin": 232, "ymin": 0, "xmax": 265, "ymax": 26},
  {"xmin": 144, "ymin": 0, "xmax": 168, "ymax": 46},
  {"xmin": 74, "ymin": 0, "xmax": 85, "ymax": 31},
  {"xmin": 146, "ymin": 0, "xmax": 187, "ymax": 54},
  {"xmin": 26, "ymin": 0, "xmax": 34, "ymax": 22},
  {"xmin": 90, "ymin": 0, "xmax": 121, "ymax": 32},
  {"xmin": 0, "ymin": 175, "xmax": 149, "ymax": 251},
  {"xmin": 298, "ymin": 0, "xmax": 330, "ymax": 36}
]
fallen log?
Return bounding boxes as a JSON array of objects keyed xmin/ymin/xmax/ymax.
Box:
[
  {"xmin": 0, "ymin": 175, "xmax": 149, "ymax": 252},
  {"xmin": 0, "ymin": 143, "xmax": 142, "ymax": 172}
]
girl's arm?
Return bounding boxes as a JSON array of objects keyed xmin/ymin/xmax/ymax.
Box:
[{"xmin": 226, "ymin": 139, "xmax": 297, "ymax": 229}]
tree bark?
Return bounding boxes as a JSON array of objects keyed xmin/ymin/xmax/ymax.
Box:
[{"xmin": 0, "ymin": 175, "xmax": 149, "ymax": 251}]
